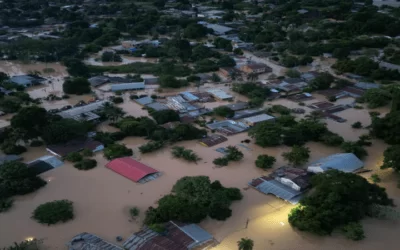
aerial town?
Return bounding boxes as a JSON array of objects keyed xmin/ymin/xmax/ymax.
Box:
[{"xmin": 1, "ymin": 0, "xmax": 400, "ymax": 250}]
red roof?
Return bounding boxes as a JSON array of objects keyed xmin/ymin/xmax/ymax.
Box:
[{"xmin": 106, "ymin": 157, "xmax": 158, "ymax": 182}]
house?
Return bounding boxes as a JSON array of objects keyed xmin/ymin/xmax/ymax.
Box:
[
  {"xmin": 223, "ymin": 102, "xmax": 249, "ymax": 111},
  {"xmin": 110, "ymin": 82, "xmax": 145, "ymax": 92},
  {"xmin": 355, "ymin": 82, "xmax": 380, "ymax": 90},
  {"xmin": 219, "ymin": 67, "xmax": 241, "ymax": 78},
  {"xmin": 203, "ymin": 23, "xmax": 235, "ymax": 35},
  {"xmin": 275, "ymin": 78, "xmax": 308, "ymax": 95},
  {"xmin": 206, "ymin": 89, "xmax": 233, "ymax": 101},
  {"xmin": 27, "ymin": 155, "xmax": 63, "ymax": 175},
  {"xmin": 106, "ymin": 157, "xmax": 161, "ymax": 183},
  {"xmin": 380, "ymin": 61, "xmax": 400, "ymax": 72},
  {"xmin": 57, "ymin": 100, "xmax": 108, "ymax": 122},
  {"xmin": 123, "ymin": 221, "xmax": 216, "ymax": 250},
  {"xmin": 199, "ymin": 134, "xmax": 228, "ymax": 147},
  {"xmin": 206, "ymin": 120, "xmax": 249, "ymax": 136},
  {"xmin": 243, "ymin": 114, "xmax": 275, "ymax": 126},
  {"xmin": 0, "ymin": 154, "xmax": 22, "ymax": 165},
  {"xmin": 249, "ymin": 177, "xmax": 303, "ymax": 204},
  {"xmin": 300, "ymin": 72, "xmax": 319, "ymax": 83},
  {"xmin": 146, "ymin": 102, "xmax": 169, "ymax": 111},
  {"xmin": 88, "ymin": 76, "xmax": 109, "ymax": 87},
  {"xmin": 269, "ymin": 166, "xmax": 311, "ymax": 191},
  {"xmin": 343, "ymin": 73, "xmax": 363, "ymax": 80},
  {"xmin": 67, "ymin": 232, "xmax": 123, "ymax": 250},
  {"xmin": 9, "ymin": 75, "xmax": 45, "ymax": 87},
  {"xmin": 180, "ymin": 92, "xmax": 199, "ymax": 102},
  {"xmin": 307, "ymin": 153, "xmax": 364, "ymax": 173},
  {"xmin": 135, "ymin": 96, "xmax": 154, "ymax": 106},
  {"xmin": 47, "ymin": 139, "xmax": 104, "ymax": 158},
  {"xmin": 240, "ymin": 63, "xmax": 272, "ymax": 75},
  {"xmin": 232, "ymin": 108, "xmax": 265, "ymax": 120}
]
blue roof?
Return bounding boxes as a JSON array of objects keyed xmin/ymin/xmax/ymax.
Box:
[
  {"xmin": 135, "ymin": 97, "xmax": 153, "ymax": 106},
  {"xmin": 110, "ymin": 82, "xmax": 145, "ymax": 91},
  {"xmin": 10, "ymin": 75, "xmax": 44, "ymax": 86},
  {"xmin": 179, "ymin": 224, "xmax": 213, "ymax": 248},
  {"xmin": 309, "ymin": 153, "xmax": 363, "ymax": 173},
  {"xmin": 250, "ymin": 178, "xmax": 303, "ymax": 204},
  {"xmin": 180, "ymin": 92, "xmax": 199, "ymax": 102}
]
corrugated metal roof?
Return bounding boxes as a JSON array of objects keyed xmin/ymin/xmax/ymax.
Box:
[
  {"xmin": 180, "ymin": 92, "xmax": 199, "ymax": 102},
  {"xmin": 58, "ymin": 100, "xmax": 108, "ymax": 119},
  {"xmin": 179, "ymin": 224, "xmax": 213, "ymax": 248},
  {"xmin": 146, "ymin": 102, "xmax": 169, "ymax": 111},
  {"xmin": 106, "ymin": 157, "xmax": 159, "ymax": 183},
  {"xmin": 249, "ymin": 178, "xmax": 302, "ymax": 204},
  {"xmin": 110, "ymin": 82, "xmax": 145, "ymax": 92},
  {"xmin": 68, "ymin": 232, "xmax": 123, "ymax": 250},
  {"xmin": 206, "ymin": 89, "xmax": 233, "ymax": 100},
  {"xmin": 308, "ymin": 153, "xmax": 364, "ymax": 173},
  {"xmin": 243, "ymin": 114, "xmax": 275, "ymax": 123},
  {"xmin": 135, "ymin": 97, "xmax": 154, "ymax": 106}
]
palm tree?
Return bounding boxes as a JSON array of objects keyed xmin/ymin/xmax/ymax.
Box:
[{"xmin": 237, "ymin": 238, "xmax": 254, "ymax": 250}]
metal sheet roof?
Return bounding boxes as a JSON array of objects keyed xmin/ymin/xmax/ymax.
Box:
[
  {"xmin": 308, "ymin": 153, "xmax": 364, "ymax": 173},
  {"xmin": 135, "ymin": 97, "xmax": 154, "ymax": 106},
  {"xmin": 243, "ymin": 114, "xmax": 275, "ymax": 123},
  {"xmin": 106, "ymin": 157, "xmax": 159, "ymax": 183},
  {"xmin": 110, "ymin": 82, "xmax": 145, "ymax": 91},
  {"xmin": 250, "ymin": 178, "xmax": 302, "ymax": 204},
  {"xmin": 179, "ymin": 224, "xmax": 213, "ymax": 248}
]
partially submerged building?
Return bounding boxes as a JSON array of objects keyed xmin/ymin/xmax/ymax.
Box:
[
  {"xmin": 249, "ymin": 167, "xmax": 311, "ymax": 204},
  {"xmin": 242, "ymin": 114, "xmax": 275, "ymax": 126},
  {"xmin": 307, "ymin": 153, "xmax": 364, "ymax": 173},
  {"xmin": 67, "ymin": 232, "xmax": 123, "ymax": 250},
  {"xmin": 123, "ymin": 221, "xmax": 216, "ymax": 250},
  {"xmin": 206, "ymin": 120, "xmax": 249, "ymax": 136},
  {"xmin": 27, "ymin": 155, "xmax": 63, "ymax": 175},
  {"xmin": 106, "ymin": 157, "xmax": 161, "ymax": 183},
  {"xmin": 47, "ymin": 139, "xmax": 104, "ymax": 158},
  {"xmin": 199, "ymin": 134, "xmax": 228, "ymax": 147},
  {"xmin": 0, "ymin": 154, "xmax": 22, "ymax": 165},
  {"xmin": 110, "ymin": 82, "xmax": 145, "ymax": 92},
  {"xmin": 206, "ymin": 89, "xmax": 233, "ymax": 101},
  {"xmin": 57, "ymin": 100, "xmax": 108, "ymax": 122},
  {"xmin": 9, "ymin": 75, "xmax": 46, "ymax": 87}
]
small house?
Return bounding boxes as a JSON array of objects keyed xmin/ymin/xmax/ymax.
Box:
[
  {"xmin": 240, "ymin": 63, "xmax": 272, "ymax": 75},
  {"xmin": 243, "ymin": 114, "xmax": 275, "ymax": 126},
  {"xmin": 110, "ymin": 82, "xmax": 145, "ymax": 92},
  {"xmin": 9, "ymin": 75, "xmax": 45, "ymax": 87},
  {"xmin": 47, "ymin": 139, "xmax": 104, "ymax": 158},
  {"xmin": 307, "ymin": 153, "xmax": 363, "ymax": 173},
  {"xmin": 206, "ymin": 89, "xmax": 233, "ymax": 101}
]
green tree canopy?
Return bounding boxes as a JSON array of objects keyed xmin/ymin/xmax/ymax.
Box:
[
  {"xmin": 213, "ymin": 106, "xmax": 234, "ymax": 118},
  {"xmin": 370, "ymin": 111, "xmax": 400, "ymax": 144},
  {"xmin": 249, "ymin": 122, "xmax": 282, "ymax": 147},
  {"xmin": 218, "ymin": 55, "xmax": 236, "ymax": 67},
  {"xmin": 62, "ymin": 77, "xmax": 91, "ymax": 95},
  {"xmin": 32, "ymin": 200, "xmax": 74, "ymax": 225},
  {"xmin": 144, "ymin": 176, "xmax": 242, "ymax": 225},
  {"xmin": 183, "ymin": 23, "xmax": 209, "ymax": 39},
  {"xmin": 149, "ymin": 109, "xmax": 180, "ymax": 124},
  {"xmin": 159, "ymin": 75, "xmax": 189, "ymax": 88},
  {"xmin": 255, "ymin": 154, "xmax": 276, "ymax": 170},
  {"xmin": 359, "ymin": 88, "xmax": 391, "ymax": 108},
  {"xmin": 288, "ymin": 170, "xmax": 393, "ymax": 237},
  {"xmin": 103, "ymin": 143, "xmax": 133, "ymax": 160},
  {"xmin": 237, "ymin": 238, "xmax": 254, "ymax": 250},
  {"xmin": 42, "ymin": 119, "xmax": 89, "ymax": 144},
  {"xmin": 10, "ymin": 106, "xmax": 50, "ymax": 139},
  {"xmin": 282, "ymin": 145, "xmax": 310, "ymax": 166},
  {"xmin": 381, "ymin": 145, "xmax": 400, "ymax": 172},
  {"xmin": 340, "ymin": 141, "xmax": 368, "ymax": 159}
]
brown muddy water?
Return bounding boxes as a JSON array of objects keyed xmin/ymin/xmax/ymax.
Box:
[{"xmin": 0, "ymin": 62, "xmax": 399, "ymax": 249}]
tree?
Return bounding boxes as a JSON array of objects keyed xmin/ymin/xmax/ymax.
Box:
[
  {"xmin": 237, "ymin": 238, "xmax": 254, "ymax": 250},
  {"xmin": 171, "ymin": 146, "xmax": 201, "ymax": 163},
  {"xmin": 183, "ymin": 23, "xmax": 208, "ymax": 39},
  {"xmin": 381, "ymin": 145, "xmax": 400, "ymax": 171},
  {"xmin": 42, "ymin": 119, "xmax": 88, "ymax": 144},
  {"xmin": 255, "ymin": 155, "xmax": 276, "ymax": 170},
  {"xmin": 359, "ymin": 88, "xmax": 391, "ymax": 108},
  {"xmin": 352, "ymin": 121, "xmax": 363, "ymax": 129},
  {"xmin": 213, "ymin": 106, "xmax": 234, "ymax": 118},
  {"xmin": 74, "ymin": 159, "xmax": 97, "ymax": 170},
  {"xmin": 225, "ymin": 146, "xmax": 244, "ymax": 162},
  {"xmin": 310, "ymin": 73, "xmax": 334, "ymax": 90},
  {"xmin": 214, "ymin": 37, "xmax": 232, "ymax": 51},
  {"xmin": 0, "ymin": 96, "xmax": 22, "ymax": 113},
  {"xmin": 341, "ymin": 141, "xmax": 368, "ymax": 159},
  {"xmin": 370, "ymin": 174, "xmax": 381, "ymax": 183},
  {"xmin": 332, "ymin": 48, "xmax": 350, "ymax": 59},
  {"xmin": 150, "ymin": 109, "xmax": 180, "ymax": 124},
  {"xmin": 32, "ymin": 200, "xmax": 74, "ymax": 225},
  {"xmin": 101, "ymin": 51, "xmax": 122, "ymax": 62},
  {"xmin": 288, "ymin": 170, "xmax": 393, "ymax": 237},
  {"xmin": 249, "ymin": 122, "xmax": 282, "ymax": 147},
  {"xmin": 218, "ymin": 55, "xmax": 236, "ymax": 67},
  {"xmin": 99, "ymin": 103, "xmax": 125, "ymax": 122},
  {"xmin": 159, "ymin": 75, "xmax": 188, "ymax": 88},
  {"xmin": 130, "ymin": 207, "xmax": 140, "ymax": 218},
  {"xmin": 65, "ymin": 152, "xmax": 83, "ymax": 162},
  {"xmin": 233, "ymin": 48, "xmax": 243, "ymax": 55},
  {"xmin": 139, "ymin": 141, "xmax": 164, "ymax": 153},
  {"xmin": 282, "ymin": 145, "xmax": 310, "ymax": 166},
  {"xmin": 213, "ymin": 157, "xmax": 229, "ymax": 166},
  {"xmin": 103, "ymin": 143, "xmax": 133, "ymax": 160},
  {"xmin": 63, "ymin": 77, "xmax": 91, "ymax": 95},
  {"xmin": 63, "ymin": 58, "xmax": 89, "ymax": 77},
  {"xmin": 341, "ymin": 222, "xmax": 365, "ymax": 241},
  {"xmin": 10, "ymin": 106, "xmax": 49, "ymax": 139},
  {"xmin": 286, "ymin": 69, "xmax": 301, "ymax": 78},
  {"xmin": 371, "ymin": 111, "xmax": 400, "ymax": 144},
  {"xmin": 144, "ymin": 176, "xmax": 242, "ymax": 225}
]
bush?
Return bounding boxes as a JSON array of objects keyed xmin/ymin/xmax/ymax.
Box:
[
  {"xmin": 139, "ymin": 141, "xmax": 165, "ymax": 153},
  {"xmin": 341, "ymin": 222, "xmax": 365, "ymax": 241},
  {"xmin": 65, "ymin": 152, "xmax": 83, "ymax": 162},
  {"xmin": 130, "ymin": 207, "xmax": 140, "ymax": 218},
  {"xmin": 63, "ymin": 77, "xmax": 91, "ymax": 95},
  {"xmin": 270, "ymin": 105, "xmax": 291, "ymax": 115},
  {"xmin": 81, "ymin": 148, "xmax": 93, "ymax": 157},
  {"xmin": 213, "ymin": 157, "xmax": 229, "ymax": 166},
  {"xmin": 370, "ymin": 174, "xmax": 381, "ymax": 183},
  {"xmin": 352, "ymin": 121, "xmax": 362, "ymax": 129},
  {"xmin": 74, "ymin": 159, "xmax": 97, "ymax": 170},
  {"xmin": 255, "ymin": 155, "xmax": 276, "ymax": 170},
  {"xmin": 104, "ymin": 143, "xmax": 133, "ymax": 160},
  {"xmin": 115, "ymin": 91, "xmax": 123, "ymax": 96},
  {"xmin": 1, "ymin": 143, "xmax": 26, "ymax": 155},
  {"xmin": 30, "ymin": 140, "xmax": 44, "ymax": 147},
  {"xmin": 130, "ymin": 95, "xmax": 139, "ymax": 100},
  {"xmin": 0, "ymin": 198, "xmax": 13, "ymax": 213},
  {"xmin": 111, "ymin": 96, "xmax": 124, "ymax": 104},
  {"xmin": 171, "ymin": 146, "xmax": 201, "ymax": 163},
  {"xmin": 32, "ymin": 200, "xmax": 74, "ymax": 225},
  {"xmin": 213, "ymin": 106, "xmax": 234, "ymax": 118},
  {"xmin": 328, "ymin": 96, "xmax": 337, "ymax": 102},
  {"xmin": 149, "ymin": 223, "xmax": 166, "ymax": 233}
]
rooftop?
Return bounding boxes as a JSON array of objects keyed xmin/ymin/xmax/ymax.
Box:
[
  {"xmin": 206, "ymin": 89, "xmax": 233, "ymax": 100},
  {"xmin": 249, "ymin": 177, "xmax": 303, "ymax": 204},
  {"xmin": 308, "ymin": 153, "xmax": 364, "ymax": 173},
  {"xmin": 67, "ymin": 232, "xmax": 123, "ymax": 250},
  {"xmin": 243, "ymin": 114, "xmax": 275, "ymax": 124},
  {"xmin": 106, "ymin": 157, "xmax": 160, "ymax": 183},
  {"xmin": 135, "ymin": 96, "xmax": 154, "ymax": 106},
  {"xmin": 57, "ymin": 100, "xmax": 108, "ymax": 121},
  {"xmin": 110, "ymin": 82, "xmax": 145, "ymax": 92},
  {"xmin": 223, "ymin": 102, "xmax": 249, "ymax": 111}
]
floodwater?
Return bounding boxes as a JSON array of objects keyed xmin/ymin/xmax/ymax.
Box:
[{"xmin": 1, "ymin": 61, "xmax": 400, "ymax": 249}]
